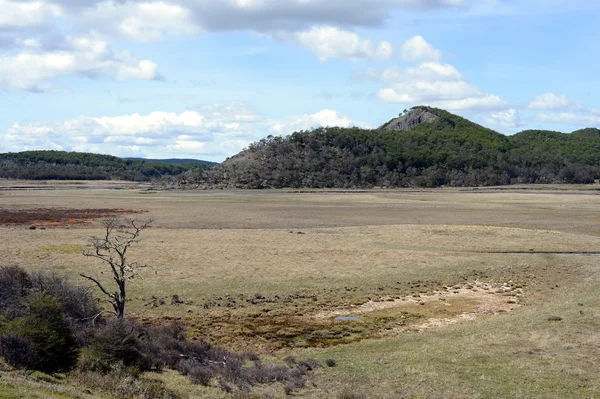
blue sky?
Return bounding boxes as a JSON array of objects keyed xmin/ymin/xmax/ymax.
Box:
[{"xmin": 1, "ymin": 0, "xmax": 599, "ymax": 162}]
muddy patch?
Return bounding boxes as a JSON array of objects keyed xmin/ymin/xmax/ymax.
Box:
[
  {"xmin": 0, "ymin": 208, "xmax": 146, "ymax": 228},
  {"xmin": 160, "ymin": 281, "xmax": 522, "ymax": 352},
  {"xmin": 313, "ymin": 280, "xmax": 520, "ymax": 339}
]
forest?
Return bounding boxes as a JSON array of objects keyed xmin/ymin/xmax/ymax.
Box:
[
  {"xmin": 203, "ymin": 107, "xmax": 600, "ymax": 188},
  {"xmin": 0, "ymin": 151, "xmax": 215, "ymax": 181}
]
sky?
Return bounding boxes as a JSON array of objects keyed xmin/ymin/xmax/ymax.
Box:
[{"xmin": 1, "ymin": 0, "xmax": 599, "ymax": 162}]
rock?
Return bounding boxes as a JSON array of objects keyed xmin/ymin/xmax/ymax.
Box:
[{"xmin": 383, "ymin": 108, "xmax": 439, "ymax": 131}]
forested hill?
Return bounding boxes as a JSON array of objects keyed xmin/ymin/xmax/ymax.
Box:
[
  {"xmin": 3, "ymin": 108, "xmax": 599, "ymax": 187},
  {"xmin": 207, "ymin": 106, "xmax": 600, "ymax": 188},
  {"xmin": 0, "ymin": 150, "xmax": 214, "ymax": 181},
  {"xmin": 125, "ymin": 157, "xmax": 218, "ymax": 166}
]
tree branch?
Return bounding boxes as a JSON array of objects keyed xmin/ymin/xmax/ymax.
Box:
[{"xmin": 80, "ymin": 273, "xmax": 115, "ymax": 300}]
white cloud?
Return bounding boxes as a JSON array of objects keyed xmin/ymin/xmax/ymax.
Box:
[
  {"xmin": 0, "ymin": 34, "xmax": 160, "ymax": 90},
  {"xmin": 0, "ymin": 0, "xmax": 468, "ymax": 87},
  {"xmin": 56, "ymin": 0, "xmax": 466, "ymax": 41},
  {"xmin": 536, "ymin": 112, "xmax": 600, "ymax": 127},
  {"xmin": 380, "ymin": 62, "xmax": 463, "ymax": 82},
  {"xmin": 372, "ymin": 61, "xmax": 506, "ymax": 111},
  {"xmin": 294, "ymin": 26, "xmax": 393, "ymax": 61},
  {"xmin": 79, "ymin": 1, "xmax": 198, "ymax": 42},
  {"xmin": 528, "ymin": 93, "xmax": 577, "ymax": 110},
  {"xmin": 400, "ymin": 35, "xmax": 441, "ymax": 62},
  {"xmin": 270, "ymin": 109, "xmax": 361, "ymax": 134},
  {"xmin": 2, "ymin": 103, "xmax": 263, "ymax": 158},
  {"xmin": 485, "ymin": 108, "xmax": 522, "ymax": 128},
  {"xmin": 0, "ymin": 0, "xmax": 60, "ymax": 27}
]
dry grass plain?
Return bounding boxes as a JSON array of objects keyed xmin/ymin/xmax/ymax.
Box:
[{"xmin": 2, "ymin": 180, "xmax": 600, "ymax": 398}]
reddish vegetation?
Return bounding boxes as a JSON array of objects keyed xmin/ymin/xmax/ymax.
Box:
[{"xmin": 0, "ymin": 208, "xmax": 145, "ymax": 228}]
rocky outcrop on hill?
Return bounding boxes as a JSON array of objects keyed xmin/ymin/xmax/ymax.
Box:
[{"xmin": 383, "ymin": 108, "xmax": 439, "ymax": 131}]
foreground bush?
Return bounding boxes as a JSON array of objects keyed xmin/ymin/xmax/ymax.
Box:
[
  {"xmin": 0, "ymin": 265, "xmax": 31, "ymax": 319},
  {"xmin": 1, "ymin": 294, "xmax": 78, "ymax": 372},
  {"xmin": 0, "ymin": 266, "xmax": 98, "ymax": 372},
  {"xmin": 82, "ymin": 318, "xmax": 317, "ymax": 393},
  {"xmin": 0, "ymin": 266, "xmax": 319, "ymax": 394}
]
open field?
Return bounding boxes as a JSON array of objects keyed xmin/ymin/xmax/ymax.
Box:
[{"xmin": 2, "ymin": 180, "xmax": 600, "ymax": 398}]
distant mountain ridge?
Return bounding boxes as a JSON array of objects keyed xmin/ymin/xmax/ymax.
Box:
[
  {"xmin": 0, "ymin": 150, "xmax": 215, "ymax": 181},
  {"xmin": 124, "ymin": 157, "xmax": 218, "ymax": 166},
  {"xmin": 200, "ymin": 106, "xmax": 600, "ymax": 188}
]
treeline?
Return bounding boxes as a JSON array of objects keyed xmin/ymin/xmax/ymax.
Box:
[
  {"xmin": 0, "ymin": 150, "xmax": 214, "ymax": 181},
  {"xmin": 5, "ymin": 107, "xmax": 600, "ymax": 188},
  {"xmin": 196, "ymin": 107, "xmax": 600, "ymax": 188}
]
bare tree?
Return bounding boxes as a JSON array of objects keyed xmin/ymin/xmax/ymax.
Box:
[{"xmin": 81, "ymin": 218, "xmax": 151, "ymax": 319}]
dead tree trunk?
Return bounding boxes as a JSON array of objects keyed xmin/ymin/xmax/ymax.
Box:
[{"xmin": 81, "ymin": 218, "xmax": 151, "ymax": 319}]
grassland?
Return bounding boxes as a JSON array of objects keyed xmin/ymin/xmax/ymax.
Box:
[{"xmin": 1, "ymin": 180, "xmax": 600, "ymax": 398}]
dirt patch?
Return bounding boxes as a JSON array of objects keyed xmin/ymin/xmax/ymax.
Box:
[
  {"xmin": 142, "ymin": 281, "xmax": 522, "ymax": 353},
  {"xmin": 0, "ymin": 208, "xmax": 146, "ymax": 228},
  {"xmin": 313, "ymin": 280, "xmax": 520, "ymax": 338},
  {"xmin": 316, "ymin": 281, "xmax": 519, "ymax": 318}
]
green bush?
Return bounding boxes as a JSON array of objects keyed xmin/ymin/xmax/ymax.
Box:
[
  {"xmin": 2, "ymin": 294, "xmax": 78, "ymax": 372},
  {"xmin": 80, "ymin": 318, "xmax": 151, "ymax": 373}
]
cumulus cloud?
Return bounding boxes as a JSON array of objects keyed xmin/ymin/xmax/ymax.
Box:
[
  {"xmin": 2, "ymin": 104, "xmax": 369, "ymax": 159},
  {"xmin": 269, "ymin": 109, "xmax": 361, "ymax": 134},
  {"xmin": 400, "ymin": 35, "xmax": 441, "ymax": 62},
  {"xmin": 0, "ymin": 0, "xmax": 468, "ymax": 87},
  {"xmin": 527, "ymin": 93, "xmax": 578, "ymax": 111},
  {"xmin": 485, "ymin": 108, "xmax": 522, "ymax": 128},
  {"xmin": 78, "ymin": 1, "xmax": 198, "ymax": 42},
  {"xmin": 2, "ymin": 103, "xmax": 263, "ymax": 158},
  {"xmin": 368, "ymin": 61, "xmax": 506, "ymax": 111},
  {"xmin": 0, "ymin": 34, "xmax": 160, "ymax": 91},
  {"xmin": 0, "ymin": 0, "xmax": 60, "ymax": 27},
  {"xmin": 294, "ymin": 26, "xmax": 393, "ymax": 61}
]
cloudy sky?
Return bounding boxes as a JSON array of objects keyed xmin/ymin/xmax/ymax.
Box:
[{"xmin": 1, "ymin": 0, "xmax": 599, "ymax": 161}]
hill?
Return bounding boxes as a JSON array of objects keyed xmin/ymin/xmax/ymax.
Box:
[
  {"xmin": 125, "ymin": 157, "xmax": 218, "ymax": 166},
  {"xmin": 0, "ymin": 150, "xmax": 215, "ymax": 181},
  {"xmin": 204, "ymin": 106, "xmax": 599, "ymax": 188}
]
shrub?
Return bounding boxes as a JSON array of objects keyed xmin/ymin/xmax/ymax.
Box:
[
  {"xmin": 3, "ymin": 294, "xmax": 79, "ymax": 372},
  {"xmin": 0, "ymin": 266, "xmax": 31, "ymax": 319},
  {"xmin": 81, "ymin": 318, "xmax": 151, "ymax": 373},
  {"xmin": 29, "ymin": 271, "xmax": 100, "ymax": 323},
  {"xmin": 28, "ymin": 271, "xmax": 101, "ymax": 347},
  {"xmin": 177, "ymin": 359, "xmax": 214, "ymax": 386},
  {"xmin": 81, "ymin": 317, "xmax": 316, "ymax": 393},
  {"xmin": 0, "ymin": 332, "xmax": 37, "ymax": 369},
  {"xmin": 297, "ymin": 358, "xmax": 320, "ymax": 372}
]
